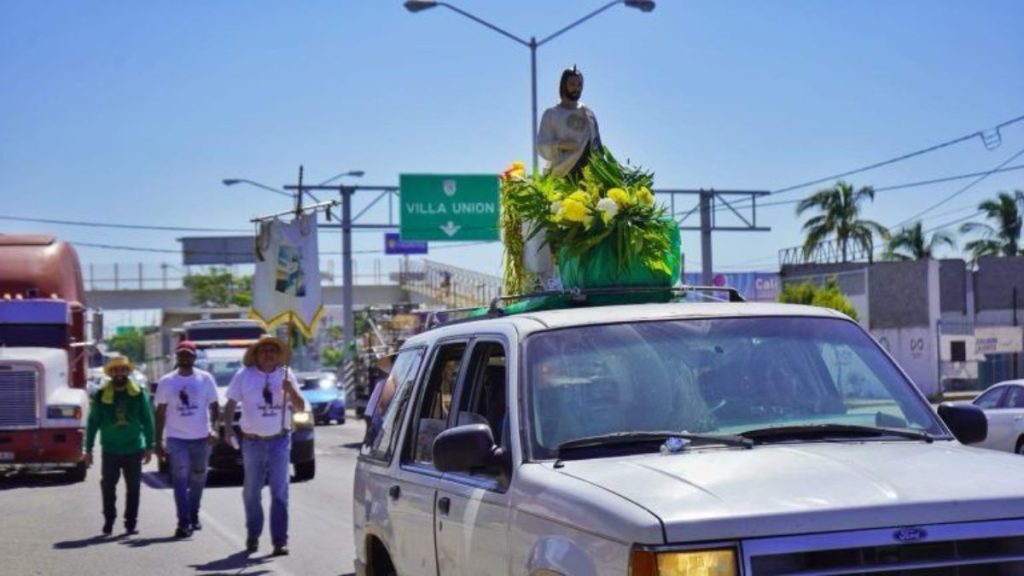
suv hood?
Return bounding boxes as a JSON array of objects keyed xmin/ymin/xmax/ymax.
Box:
[{"xmin": 555, "ymin": 442, "xmax": 1024, "ymax": 543}]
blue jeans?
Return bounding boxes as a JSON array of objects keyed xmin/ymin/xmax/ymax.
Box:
[
  {"xmin": 241, "ymin": 434, "xmax": 291, "ymax": 545},
  {"xmin": 166, "ymin": 437, "xmax": 211, "ymax": 529}
]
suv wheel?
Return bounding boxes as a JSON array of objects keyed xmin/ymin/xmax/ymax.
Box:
[
  {"xmin": 1016, "ymin": 437, "xmax": 1024, "ymax": 455},
  {"xmin": 293, "ymin": 460, "xmax": 315, "ymax": 481}
]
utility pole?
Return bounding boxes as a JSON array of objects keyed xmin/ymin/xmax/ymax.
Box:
[{"xmin": 282, "ymin": 183, "xmax": 400, "ymax": 384}]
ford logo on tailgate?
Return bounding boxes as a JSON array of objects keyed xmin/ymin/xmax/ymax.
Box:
[{"xmin": 893, "ymin": 527, "xmax": 928, "ymax": 542}]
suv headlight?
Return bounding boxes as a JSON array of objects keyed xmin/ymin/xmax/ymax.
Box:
[
  {"xmin": 292, "ymin": 411, "xmax": 312, "ymax": 426},
  {"xmin": 631, "ymin": 548, "xmax": 738, "ymax": 576},
  {"xmin": 47, "ymin": 405, "xmax": 83, "ymax": 420}
]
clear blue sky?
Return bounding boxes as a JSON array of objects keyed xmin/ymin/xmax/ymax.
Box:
[{"xmin": 2, "ymin": 0, "xmax": 1023, "ymax": 285}]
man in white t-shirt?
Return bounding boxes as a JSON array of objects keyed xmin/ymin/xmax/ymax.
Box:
[
  {"xmin": 222, "ymin": 335, "xmax": 306, "ymax": 557},
  {"xmin": 155, "ymin": 340, "xmax": 219, "ymax": 538}
]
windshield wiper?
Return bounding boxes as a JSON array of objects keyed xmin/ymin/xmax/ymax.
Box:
[
  {"xmin": 557, "ymin": 430, "xmax": 753, "ymax": 458},
  {"xmin": 739, "ymin": 424, "xmax": 935, "ymax": 444}
]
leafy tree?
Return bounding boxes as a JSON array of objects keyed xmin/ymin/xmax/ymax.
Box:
[
  {"xmin": 884, "ymin": 220, "xmax": 956, "ymax": 261},
  {"xmin": 797, "ymin": 180, "xmax": 889, "ymax": 262},
  {"xmin": 779, "ymin": 277, "xmax": 860, "ymax": 320},
  {"xmin": 106, "ymin": 327, "xmax": 145, "ymax": 364},
  {"xmin": 183, "ymin": 267, "xmax": 253, "ymax": 307},
  {"xmin": 321, "ymin": 347, "xmax": 344, "ymax": 368},
  {"xmin": 959, "ymin": 190, "xmax": 1024, "ymax": 260}
]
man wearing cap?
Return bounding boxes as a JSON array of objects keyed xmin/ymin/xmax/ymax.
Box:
[
  {"xmin": 222, "ymin": 335, "xmax": 307, "ymax": 556},
  {"xmin": 84, "ymin": 356, "xmax": 156, "ymax": 536},
  {"xmin": 155, "ymin": 341, "xmax": 220, "ymax": 538}
]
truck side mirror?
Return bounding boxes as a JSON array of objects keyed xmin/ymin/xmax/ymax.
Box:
[
  {"xmin": 433, "ymin": 423, "xmax": 506, "ymax": 474},
  {"xmin": 938, "ymin": 402, "xmax": 987, "ymax": 445}
]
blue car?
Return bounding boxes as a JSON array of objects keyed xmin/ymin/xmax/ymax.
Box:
[{"xmin": 298, "ymin": 372, "xmax": 346, "ymax": 425}]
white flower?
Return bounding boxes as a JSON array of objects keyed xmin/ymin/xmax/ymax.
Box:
[
  {"xmin": 550, "ymin": 200, "xmax": 562, "ymax": 215},
  {"xmin": 596, "ymin": 197, "xmax": 619, "ymax": 219}
]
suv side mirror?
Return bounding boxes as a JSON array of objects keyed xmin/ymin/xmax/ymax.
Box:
[
  {"xmin": 938, "ymin": 402, "xmax": 987, "ymax": 445},
  {"xmin": 433, "ymin": 423, "xmax": 504, "ymax": 473}
]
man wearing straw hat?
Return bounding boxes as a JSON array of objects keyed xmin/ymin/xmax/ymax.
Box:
[
  {"xmin": 84, "ymin": 355, "xmax": 156, "ymax": 536},
  {"xmin": 222, "ymin": 335, "xmax": 307, "ymax": 557}
]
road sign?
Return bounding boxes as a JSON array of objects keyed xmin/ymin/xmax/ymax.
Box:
[
  {"xmin": 399, "ymin": 174, "xmax": 500, "ymax": 241},
  {"xmin": 384, "ymin": 232, "xmax": 428, "ymax": 255}
]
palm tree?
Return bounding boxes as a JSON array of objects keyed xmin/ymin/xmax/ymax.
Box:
[
  {"xmin": 797, "ymin": 180, "xmax": 889, "ymax": 262},
  {"xmin": 884, "ymin": 221, "xmax": 956, "ymax": 261},
  {"xmin": 959, "ymin": 190, "xmax": 1024, "ymax": 260}
]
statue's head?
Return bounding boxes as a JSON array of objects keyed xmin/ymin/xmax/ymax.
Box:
[{"xmin": 559, "ymin": 66, "xmax": 584, "ymax": 102}]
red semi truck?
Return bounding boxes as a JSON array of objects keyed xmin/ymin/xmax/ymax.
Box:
[{"xmin": 0, "ymin": 235, "xmax": 91, "ymax": 481}]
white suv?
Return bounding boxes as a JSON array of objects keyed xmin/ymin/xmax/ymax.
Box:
[{"xmin": 353, "ymin": 297, "xmax": 1024, "ymax": 576}]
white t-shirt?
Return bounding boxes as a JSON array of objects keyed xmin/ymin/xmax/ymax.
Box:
[
  {"xmin": 226, "ymin": 366, "xmax": 299, "ymax": 436},
  {"xmin": 155, "ymin": 369, "xmax": 219, "ymax": 440}
]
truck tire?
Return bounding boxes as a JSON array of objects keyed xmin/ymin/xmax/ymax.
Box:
[
  {"xmin": 66, "ymin": 462, "xmax": 87, "ymax": 483},
  {"xmin": 293, "ymin": 460, "xmax": 315, "ymax": 481}
]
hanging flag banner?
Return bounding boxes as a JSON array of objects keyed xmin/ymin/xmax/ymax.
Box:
[{"xmin": 250, "ymin": 213, "xmax": 325, "ymax": 338}]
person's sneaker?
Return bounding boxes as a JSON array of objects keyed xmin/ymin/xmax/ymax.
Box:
[
  {"xmin": 102, "ymin": 519, "xmax": 114, "ymax": 536},
  {"xmin": 272, "ymin": 544, "xmax": 289, "ymax": 557},
  {"xmin": 191, "ymin": 519, "xmax": 202, "ymax": 532},
  {"xmin": 174, "ymin": 526, "xmax": 192, "ymax": 539},
  {"xmin": 124, "ymin": 521, "xmax": 138, "ymax": 534},
  {"xmin": 245, "ymin": 538, "xmax": 258, "ymax": 553}
]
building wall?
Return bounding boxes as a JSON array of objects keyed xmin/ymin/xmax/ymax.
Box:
[
  {"xmin": 939, "ymin": 259, "xmax": 967, "ymax": 314},
  {"xmin": 867, "ymin": 260, "xmax": 931, "ymax": 329}
]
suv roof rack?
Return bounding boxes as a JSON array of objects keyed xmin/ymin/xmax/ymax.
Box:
[{"xmin": 423, "ymin": 285, "xmax": 746, "ymax": 330}]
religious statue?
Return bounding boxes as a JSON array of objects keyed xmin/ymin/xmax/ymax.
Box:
[{"xmin": 537, "ymin": 66, "xmax": 603, "ymax": 179}]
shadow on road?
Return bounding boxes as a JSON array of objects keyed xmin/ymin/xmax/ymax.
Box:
[
  {"xmin": 141, "ymin": 471, "xmax": 170, "ymax": 490},
  {"xmin": 341, "ymin": 442, "xmax": 363, "ymax": 450},
  {"xmin": 53, "ymin": 533, "xmax": 127, "ymax": 549},
  {"xmin": 191, "ymin": 550, "xmax": 270, "ymax": 574},
  {"xmin": 0, "ymin": 471, "xmax": 80, "ymax": 491},
  {"xmin": 121, "ymin": 534, "xmax": 181, "ymax": 548}
]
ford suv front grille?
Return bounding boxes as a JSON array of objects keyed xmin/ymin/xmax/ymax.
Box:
[
  {"xmin": 0, "ymin": 368, "xmax": 39, "ymax": 428},
  {"xmin": 744, "ymin": 519, "xmax": 1024, "ymax": 575}
]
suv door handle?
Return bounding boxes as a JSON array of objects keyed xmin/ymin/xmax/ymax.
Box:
[
  {"xmin": 388, "ymin": 485, "xmax": 401, "ymax": 500},
  {"xmin": 438, "ymin": 496, "xmax": 451, "ymax": 516}
]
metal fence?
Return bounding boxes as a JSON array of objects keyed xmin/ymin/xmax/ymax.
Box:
[
  {"xmin": 83, "ymin": 258, "xmax": 407, "ymax": 291},
  {"xmin": 400, "ymin": 259, "xmax": 502, "ymax": 308}
]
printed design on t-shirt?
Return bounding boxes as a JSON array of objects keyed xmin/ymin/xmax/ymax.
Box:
[
  {"xmin": 115, "ymin": 397, "xmax": 129, "ymax": 427},
  {"xmin": 176, "ymin": 386, "xmax": 198, "ymax": 418},
  {"xmin": 259, "ymin": 380, "xmax": 281, "ymax": 417}
]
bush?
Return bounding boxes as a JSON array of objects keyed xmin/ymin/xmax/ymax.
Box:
[{"xmin": 779, "ymin": 277, "xmax": 859, "ymax": 320}]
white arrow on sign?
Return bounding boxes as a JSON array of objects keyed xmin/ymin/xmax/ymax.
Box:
[{"xmin": 440, "ymin": 221, "xmax": 462, "ymax": 237}]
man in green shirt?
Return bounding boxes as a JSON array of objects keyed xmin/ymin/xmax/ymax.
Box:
[{"xmin": 85, "ymin": 356, "xmax": 155, "ymax": 535}]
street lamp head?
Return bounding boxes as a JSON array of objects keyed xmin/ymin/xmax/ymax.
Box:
[
  {"xmin": 404, "ymin": 0, "xmax": 438, "ymax": 13},
  {"xmin": 624, "ymin": 0, "xmax": 656, "ymax": 13},
  {"xmin": 348, "ymin": 170, "xmax": 366, "ymax": 178},
  {"xmin": 222, "ymin": 179, "xmax": 241, "ymax": 186}
]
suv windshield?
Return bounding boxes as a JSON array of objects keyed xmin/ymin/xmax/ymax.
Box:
[
  {"xmin": 525, "ymin": 316, "xmax": 945, "ymax": 460},
  {"xmin": 196, "ymin": 358, "xmax": 243, "ymax": 388}
]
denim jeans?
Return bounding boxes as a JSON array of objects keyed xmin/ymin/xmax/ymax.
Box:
[
  {"xmin": 101, "ymin": 451, "xmax": 143, "ymax": 524},
  {"xmin": 166, "ymin": 437, "xmax": 211, "ymax": 529},
  {"xmin": 241, "ymin": 434, "xmax": 290, "ymax": 545}
]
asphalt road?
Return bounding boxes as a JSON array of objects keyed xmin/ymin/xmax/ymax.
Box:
[{"xmin": 0, "ymin": 420, "xmax": 365, "ymax": 576}]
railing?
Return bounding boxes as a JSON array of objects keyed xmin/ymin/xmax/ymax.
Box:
[
  {"xmin": 399, "ymin": 259, "xmax": 503, "ymax": 308},
  {"xmin": 84, "ymin": 258, "xmax": 408, "ymax": 291},
  {"xmin": 778, "ymin": 239, "xmax": 875, "ymax": 266}
]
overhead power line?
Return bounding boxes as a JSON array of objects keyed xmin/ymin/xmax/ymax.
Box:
[
  {"xmin": 769, "ymin": 112, "xmax": 1024, "ymax": 197},
  {"xmin": 72, "ymin": 240, "xmax": 494, "ymax": 257},
  {"xmin": 894, "ymin": 144, "xmax": 1024, "ymax": 227},
  {"xmin": 0, "ymin": 214, "xmax": 250, "ymax": 233}
]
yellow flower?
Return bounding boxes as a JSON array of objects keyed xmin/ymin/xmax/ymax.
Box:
[
  {"xmin": 502, "ymin": 160, "xmax": 526, "ymax": 181},
  {"xmin": 608, "ymin": 188, "xmax": 631, "ymax": 207},
  {"xmin": 636, "ymin": 186, "xmax": 654, "ymax": 206},
  {"xmin": 561, "ymin": 198, "xmax": 588, "ymax": 223},
  {"xmin": 568, "ymin": 190, "xmax": 591, "ymax": 205}
]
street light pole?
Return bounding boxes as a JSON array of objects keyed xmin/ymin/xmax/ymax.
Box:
[{"xmin": 405, "ymin": 0, "xmax": 655, "ymax": 175}]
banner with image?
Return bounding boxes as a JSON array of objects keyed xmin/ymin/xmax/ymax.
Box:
[{"xmin": 251, "ymin": 213, "xmax": 325, "ymax": 338}]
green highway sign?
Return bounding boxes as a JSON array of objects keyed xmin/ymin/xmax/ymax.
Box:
[{"xmin": 400, "ymin": 174, "xmax": 500, "ymax": 241}]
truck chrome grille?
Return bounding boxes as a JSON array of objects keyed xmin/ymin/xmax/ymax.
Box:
[
  {"xmin": 744, "ymin": 520, "xmax": 1024, "ymax": 575},
  {"xmin": 0, "ymin": 369, "xmax": 38, "ymax": 427}
]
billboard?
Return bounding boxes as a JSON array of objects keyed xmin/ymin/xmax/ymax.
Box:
[
  {"xmin": 179, "ymin": 236, "xmax": 256, "ymax": 265},
  {"xmin": 682, "ymin": 272, "xmax": 780, "ymax": 302}
]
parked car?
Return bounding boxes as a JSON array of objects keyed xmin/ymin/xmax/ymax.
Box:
[
  {"xmin": 297, "ymin": 371, "xmax": 346, "ymax": 425},
  {"xmin": 352, "ymin": 294, "xmax": 1024, "ymax": 576},
  {"xmin": 970, "ymin": 379, "xmax": 1024, "ymax": 454}
]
